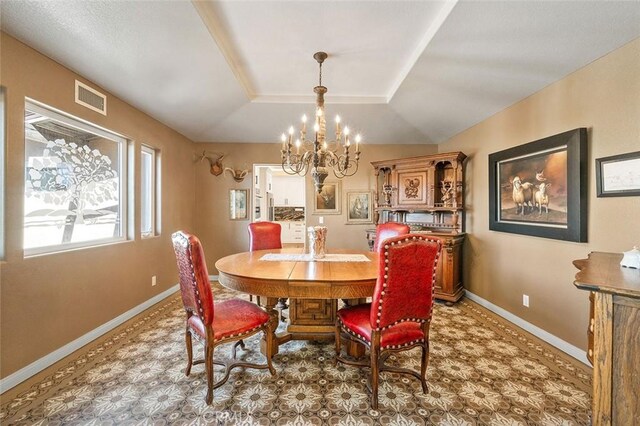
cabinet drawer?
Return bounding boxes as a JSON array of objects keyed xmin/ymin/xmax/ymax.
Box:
[{"xmin": 279, "ymin": 221, "xmax": 306, "ymax": 243}]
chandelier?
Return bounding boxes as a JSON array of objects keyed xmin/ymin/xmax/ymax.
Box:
[{"xmin": 280, "ymin": 52, "xmax": 362, "ymax": 193}]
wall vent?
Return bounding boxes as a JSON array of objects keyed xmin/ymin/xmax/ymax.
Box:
[{"xmin": 75, "ymin": 80, "xmax": 107, "ymax": 115}]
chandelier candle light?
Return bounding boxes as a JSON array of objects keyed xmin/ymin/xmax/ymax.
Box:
[{"xmin": 281, "ymin": 52, "xmax": 362, "ymax": 193}]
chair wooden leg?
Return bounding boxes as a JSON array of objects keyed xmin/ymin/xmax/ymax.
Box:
[
  {"xmin": 334, "ymin": 321, "xmax": 341, "ymax": 366},
  {"xmin": 370, "ymin": 332, "xmax": 380, "ymax": 410},
  {"xmin": 421, "ymin": 342, "xmax": 430, "ymax": 393},
  {"xmin": 204, "ymin": 342, "xmax": 215, "ymax": 405},
  {"xmin": 185, "ymin": 328, "xmax": 193, "ymax": 376},
  {"xmin": 232, "ymin": 339, "xmax": 246, "ymax": 360},
  {"xmin": 421, "ymin": 323, "xmax": 430, "ymax": 394}
]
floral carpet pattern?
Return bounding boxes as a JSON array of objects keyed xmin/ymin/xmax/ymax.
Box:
[{"xmin": 0, "ymin": 283, "xmax": 592, "ymax": 425}]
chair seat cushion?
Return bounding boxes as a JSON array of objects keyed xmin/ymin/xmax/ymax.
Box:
[
  {"xmin": 337, "ymin": 303, "xmax": 425, "ymax": 349},
  {"xmin": 188, "ymin": 299, "xmax": 270, "ymax": 342}
]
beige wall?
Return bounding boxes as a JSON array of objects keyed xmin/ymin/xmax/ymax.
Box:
[
  {"xmin": 437, "ymin": 39, "xmax": 640, "ymax": 350},
  {"xmin": 194, "ymin": 143, "xmax": 437, "ymax": 271},
  {"xmin": 0, "ymin": 33, "xmax": 196, "ymax": 378}
]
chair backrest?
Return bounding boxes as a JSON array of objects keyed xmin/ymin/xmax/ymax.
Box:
[
  {"xmin": 372, "ymin": 222, "xmax": 410, "ymax": 252},
  {"xmin": 370, "ymin": 234, "xmax": 442, "ymax": 330},
  {"xmin": 248, "ymin": 222, "xmax": 282, "ymax": 251},
  {"xmin": 172, "ymin": 231, "xmax": 214, "ymax": 327}
]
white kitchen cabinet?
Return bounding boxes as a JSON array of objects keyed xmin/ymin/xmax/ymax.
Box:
[
  {"xmin": 277, "ymin": 221, "xmax": 306, "ymax": 244},
  {"xmin": 254, "ymin": 167, "xmax": 266, "ymax": 197},
  {"xmin": 272, "ymin": 175, "xmax": 305, "ymax": 206},
  {"xmin": 266, "ymin": 169, "xmax": 273, "ymax": 193}
]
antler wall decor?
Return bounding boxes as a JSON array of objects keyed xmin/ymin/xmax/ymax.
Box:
[
  {"xmin": 224, "ymin": 167, "xmax": 250, "ymax": 183},
  {"xmin": 197, "ymin": 151, "xmax": 225, "ymax": 176},
  {"xmin": 196, "ymin": 151, "xmax": 250, "ymax": 182}
]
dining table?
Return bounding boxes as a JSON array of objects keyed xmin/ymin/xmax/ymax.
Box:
[{"xmin": 214, "ymin": 248, "xmax": 378, "ymax": 358}]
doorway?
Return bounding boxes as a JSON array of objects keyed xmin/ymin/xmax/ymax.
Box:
[{"xmin": 252, "ymin": 164, "xmax": 306, "ymax": 247}]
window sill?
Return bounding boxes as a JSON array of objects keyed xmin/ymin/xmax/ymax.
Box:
[{"xmin": 24, "ymin": 238, "xmax": 132, "ymax": 259}]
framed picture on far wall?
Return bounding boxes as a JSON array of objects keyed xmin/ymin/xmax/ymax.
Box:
[
  {"xmin": 313, "ymin": 181, "xmax": 341, "ymax": 214},
  {"xmin": 229, "ymin": 189, "xmax": 250, "ymax": 220},
  {"xmin": 346, "ymin": 191, "xmax": 373, "ymax": 224},
  {"xmin": 596, "ymin": 151, "xmax": 640, "ymax": 197},
  {"xmin": 488, "ymin": 128, "xmax": 588, "ymax": 242}
]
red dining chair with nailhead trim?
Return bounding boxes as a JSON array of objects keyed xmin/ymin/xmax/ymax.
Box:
[
  {"xmin": 248, "ymin": 222, "xmax": 287, "ymax": 316},
  {"xmin": 372, "ymin": 222, "xmax": 410, "ymax": 252},
  {"xmin": 172, "ymin": 231, "xmax": 276, "ymax": 405},
  {"xmin": 335, "ymin": 234, "xmax": 442, "ymax": 409}
]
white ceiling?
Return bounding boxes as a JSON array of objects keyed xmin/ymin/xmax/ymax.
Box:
[{"xmin": 1, "ymin": 1, "xmax": 639, "ymax": 144}]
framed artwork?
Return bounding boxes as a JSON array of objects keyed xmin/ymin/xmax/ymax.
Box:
[
  {"xmin": 313, "ymin": 181, "xmax": 341, "ymax": 215},
  {"xmin": 488, "ymin": 128, "xmax": 587, "ymax": 242},
  {"xmin": 229, "ymin": 189, "xmax": 250, "ymax": 220},
  {"xmin": 595, "ymin": 151, "xmax": 640, "ymax": 197},
  {"xmin": 346, "ymin": 191, "xmax": 373, "ymax": 224}
]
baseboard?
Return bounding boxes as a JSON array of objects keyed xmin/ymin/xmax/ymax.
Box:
[
  {"xmin": 0, "ymin": 284, "xmax": 180, "ymax": 394},
  {"xmin": 465, "ymin": 291, "xmax": 590, "ymax": 366}
]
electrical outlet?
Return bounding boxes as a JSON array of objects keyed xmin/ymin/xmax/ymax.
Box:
[
  {"xmin": 152, "ymin": 275, "xmax": 157, "ymax": 286},
  {"xmin": 319, "ymin": 216, "xmax": 324, "ymax": 224},
  {"xmin": 522, "ymin": 294, "xmax": 529, "ymax": 307}
]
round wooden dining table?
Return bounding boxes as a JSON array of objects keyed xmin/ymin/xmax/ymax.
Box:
[{"xmin": 215, "ymin": 248, "xmax": 378, "ymax": 358}]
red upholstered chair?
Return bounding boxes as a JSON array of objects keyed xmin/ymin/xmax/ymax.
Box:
[
  {"xmin": 172, "ymin": 231, "xmax": 276, "ymax": 405},
  {"xmin": 248, "ymin": 222, "xmax": 286, "ymax": 312},
  {"xmin": 372, "ymin": 222, "xmax": 410, "ymax": 252},
  {"xmin": 248, "ymin": 222, "xmax": 282, "ymax": 251},
  {"xmin": 335, "ymin": 234, "xmax": 442, "ymax": 409}
]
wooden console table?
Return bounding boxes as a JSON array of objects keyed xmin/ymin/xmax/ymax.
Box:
[{"xmin": 573, "ymin": 252, "xmax": 640, "ymax": 425}]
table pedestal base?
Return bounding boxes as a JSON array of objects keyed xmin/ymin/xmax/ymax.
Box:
[{"xmin": 260, "ymin": 297, "xmax": 366, "ymax": 359}]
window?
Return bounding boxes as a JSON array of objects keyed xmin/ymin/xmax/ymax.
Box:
[
  {"xmin": 24, "ymin": 100, "xmax": 127, "ymax": 255},
  {"xmin": 140, "ymin": 145, "xmax": 158, "ymax": 238}
]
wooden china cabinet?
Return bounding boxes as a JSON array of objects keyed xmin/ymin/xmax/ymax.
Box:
[{"xmin": 368, "ymin": 152, "xmax": 467, "ymax": 304}]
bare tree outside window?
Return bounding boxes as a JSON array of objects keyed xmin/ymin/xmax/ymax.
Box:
[
  {"xmin": 24, "ymin": 103, "xmax": 126, "ymax": 254},
  {"xmin": 25, "ymin": 139, "xmax": 119, "ymax": 243}
]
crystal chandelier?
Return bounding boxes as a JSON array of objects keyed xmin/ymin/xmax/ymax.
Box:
[{"xmin": 280, "ymin": 52, "xmax": 362, "ymax": 193}]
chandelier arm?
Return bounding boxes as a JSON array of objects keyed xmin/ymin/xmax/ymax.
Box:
[
  {"xmin": 323, "ymin": 150, "xmax": 339, "ymax": 167},
  {"xmin": 301, "ymin": 138, "xmax": 316, "ymax": 148},
  {"xmin": 282, "ymin": 151, "xmax": 306, "ymax": 173},
  {"xmin": 301, "ymin": 150, "xmax": 314, "ymax": 167},
  {"xmin": 330, "ymin": 153, "xmax": 359, "ymax": 178},
  {"xmin": 281, "ymin": 161, "xmax": 301, "ymax": 174}
]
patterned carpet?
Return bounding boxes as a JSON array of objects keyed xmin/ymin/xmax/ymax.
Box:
[{"xmin": 0, "ymin": 283, "xmax": 592, "ymax": 425}]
